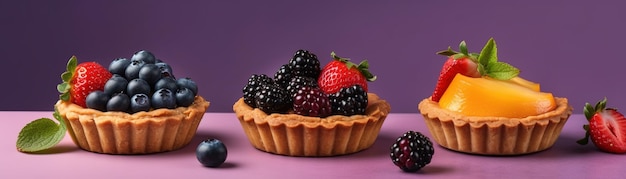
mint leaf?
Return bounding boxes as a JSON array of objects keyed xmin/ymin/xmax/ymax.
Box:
[
  {"xmin": 486, "ymin": 61, "xmax": 520, "ymax": 80},
  {"xmin": 478, "ymin": 38, "xmax": 497, "ymax": 66},
  {"xmin": 16, "ymin": 109, "xmax": 67, "ymax": 152}
]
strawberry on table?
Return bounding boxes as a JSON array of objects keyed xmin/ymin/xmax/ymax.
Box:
[
  {"xmin": 577, "ymin": 98, "xmax": 626, "ymax": 154},
  {"xmin": 318, "ymin": 52, "xmax": 376, "ymax": 94},
  {"xmin": 57, "ymin": 56, "xmax": 112, "ymax": 108},
  {"xmin": 431, "ymin": 38, "xmax": 519, "ymax": 102}
]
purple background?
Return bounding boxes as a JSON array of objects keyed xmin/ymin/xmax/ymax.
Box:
[{"xmin": 2, "ymin": 0, "xmax": 624, "ymax": 113}]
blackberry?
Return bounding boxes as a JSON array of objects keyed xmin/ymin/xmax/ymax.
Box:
[
  {"xmin": 288, "ymin": 49, "xmax": 320, "ymax": 79},
  {"xmin": 285, "ymin": 76, "xmax": 318, "ymax": 98},
  {"xmin": 390, "ymin": 131, "xmax": 434, "ymax": 172},
  {"xmin": 293, "ymin": 86, "xmax": 331, "ymax": 117},
  {"xmin": 329, "ymin": 85, "xmax": 368, "ymax": 116},
  {"xmin": 242, "ymin": 74, "xmax": 274, "ymax": 107},
  {"xmin": 273, "ymin": 64, "xmax": 293, "ymax": 88},
  {"xmin": 254, "ymin": 84, "xmax": 290, "ymax": 114}
]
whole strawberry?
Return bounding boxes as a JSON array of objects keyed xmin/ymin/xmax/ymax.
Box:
[
  {"xmin": 57, "ymin": 56, "xmax": 112, "ymax": 108},
  {"xmin": 431, "ymin": 38, "xmax": 519, "ymax": 102},
  {"xmin": 318, "ymin": 52, "xmax": 376, "ymax": 94},
  {"xmin": 577, "ymin": 98, "xmax": 626, "ymax": 154}
]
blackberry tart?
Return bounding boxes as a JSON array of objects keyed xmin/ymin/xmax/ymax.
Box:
[{"xmin": 233, "ymin": 50, "xmax": 390, "ymax": 156}]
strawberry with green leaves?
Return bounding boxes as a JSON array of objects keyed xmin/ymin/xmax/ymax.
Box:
[
  {"xmin": 57, "ymin": 56, "xmax": 112, "ymax": 108},
  {"xmin": 318, "ymin": 52, "xmax": 376, "ymax": 94},
  {"xmin": 577, "ymin": 98, "xmax": 626, "ymax": 154},
  {"xmin": 431, "ymin": 38, "xmax": 520, "ymax": 102}
]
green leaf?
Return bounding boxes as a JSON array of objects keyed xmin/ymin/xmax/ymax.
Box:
[
  {"xmin": 61, "ymin": 71, "xmax": 72, "ymax": 82},
  {"xmin": 485, "ymin": 61, "xmax": 519, "ymax": 80},
  {"xmin": 576, "ymin": 124, "xmax": 590, "ymax": 145},
  {"xmin": 459, "ymin": 41, "xmax": 468, "ymax": 55},
  {"xmin": 16, "ymin": 109, "xmax": 66, "ymax": 152},
  {"xmin": 57, "ymin": 83, "xmax": 68, "ymax": 93},
  {"xmin": 583, "ymin": 102, "xmax": 595, "ymax": 120},
  {"xmin": 60, "ymin": 93, "xmax": 70, "ymax": 101},
  {"xmin": 357, "ymin": 60, "xmax": 377, "ymax": 82},
  {"xmin": 451, "ymin": 53, "xmax": 465, "ymax": 60},
  {"xmin": 478, "ymin": 38, "xmax": 497, "ymax": 66},
  {"xmin": 66, "ymin": 56, "xmax": 77, "ymax": 73},
  {"xmin": 595, "ymin": 97, "xmax": 607, "ymax": 112},
  {"xmin": 435, "ymin": 46, "xmax": 457, "ymax": 56}
]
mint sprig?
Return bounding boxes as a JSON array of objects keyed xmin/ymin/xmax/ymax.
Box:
[
  {"xmin": 477, "ymin": 38, "xmax": 519, "ymax": 80},
  {"xmin": 16, "ymin": 108, "xmax": 67, "ymax": 152}
]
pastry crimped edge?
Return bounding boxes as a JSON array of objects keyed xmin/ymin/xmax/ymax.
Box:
[
  {"xmin": 233, "ymin": 93, "xmax": 391, "ymax": 157},
  {"xmin": 418, "ymin": 97, "xmax": 572, "ymax": 155},
  {"xmin": 55, "ymin": 96, "xmax": 209, "ymax": 154}
]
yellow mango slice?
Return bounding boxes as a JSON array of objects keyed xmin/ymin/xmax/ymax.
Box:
[{"xmin": 439, "ymin": 74, "xmax": 556, "ymax": 118}]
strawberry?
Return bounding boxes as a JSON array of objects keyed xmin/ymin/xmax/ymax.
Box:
[
  {"xmin": 57, "ymin": 56, "xmax": 112, "ymax": 108},
  {"xmin": 431, "ymin": 38, "xmax": 519, "ymax": 102},
  {"xmin": 318, "ymin": 52, "xmax": 376, "ymax": 94},
  {"xmin": 577, "ymin": 98, "xmax": 626, "ymax": 154}
]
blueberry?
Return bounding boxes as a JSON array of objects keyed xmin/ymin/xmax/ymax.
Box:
[
  {"xmin": 139, "ymin": 63, "xmax": 161, "ymax": 85},
  {"xmin": 152, "ymin": 88, "xmax": 176, "ymax": 109},
  {"xmin": 196, "ymin": 139, "xmax": 227, "ymax": 168},
  {"xmin": 155, "ymin": 77, "xmax": 178, "ymax": 92},
  {"xmin": 108, "ymin": 58, "xmax": 131, "ymax": 76},
  {"xmin": 176, "ymin": 88, "xmax": 195, "ymax": 107},
  {"xmin": 85, "ymin": 90, "xmax": 109, "ymax": 111},
  {"xmin": 104, "ymin": 75, "xmax": 129, "ymax": 95},
  {"xmin": 132, "ymin": 50, "xmax": 156, "ymax": 64},
  {"xmin": 125, "ymin": 59, "xmax": 145, "ymax": 80},
  {"xmin": 130, "ymin": 93, "xmax": 151, "ymax": 113},
  {"xmin": 155, "ymin": 62, "xmax": 174, "ymax": 78},
  {"xmin": 127, "ymin": 78, "xmax": 151, "ymax": 97},
  {"xmin": 107, "ymin": 93, "xmax": 130, "ymax": 112},
  {"xmin": 176, "ymin": 77, "xmax": 198, "ymax": 95}
]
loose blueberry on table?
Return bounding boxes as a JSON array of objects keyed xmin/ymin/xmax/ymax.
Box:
[{"xmin": 196, "ymin": 139, "xmax": 228, "ymax": 167}]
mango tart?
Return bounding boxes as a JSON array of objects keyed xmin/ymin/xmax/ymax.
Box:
[{"xmin": 419, "ymin": 38, "xmax": 572, "ymax": 155}]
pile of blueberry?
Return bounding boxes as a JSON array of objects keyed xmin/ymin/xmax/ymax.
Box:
[{"xmin": 86, "ymin": 50, "xmax": 198, "ymax": 113}]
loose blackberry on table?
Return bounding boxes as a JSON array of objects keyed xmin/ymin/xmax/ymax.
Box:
[{"xmin": 390, "ymin": 131, "xmax": 434, "ymax": 172}]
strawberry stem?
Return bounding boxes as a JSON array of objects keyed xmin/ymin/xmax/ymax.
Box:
[
  {"xmin": 57, "ymin": 56, "xmax": 78, "ymax": 102},
  {"xmin": 330, "ymin": 52, "xmax": 377, "ymax": 82}
]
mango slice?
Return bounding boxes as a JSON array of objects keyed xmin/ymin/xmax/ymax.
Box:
[{"xmin": 438, "ymin": 74, "xmax": 556, "ymax": 118}]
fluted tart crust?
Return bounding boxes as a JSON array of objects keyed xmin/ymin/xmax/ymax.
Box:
[
  {"xmin": 233, "ymin": 93, "xmax": 391, "ymax": 157},
  {"xmin": 55, "ymin": 96, "xmax": 209, "ymax": 154},
  {"xmin": 418, "ymin": 97, "xmax": 572, "ymax": 155}
]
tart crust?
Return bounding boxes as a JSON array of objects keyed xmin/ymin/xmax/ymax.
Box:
[
  {"xmin": 418, "ymin": 97, "xmax": 572, "ymax": 155},
  {"xmin": 233, "ymin": 93, "xmax": 391, "ymax": 157},
  {"xmin": 55, "ymin": 96, "xmax": 209, "ymax": 154}
]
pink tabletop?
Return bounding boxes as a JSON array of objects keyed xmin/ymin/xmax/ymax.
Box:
[{"xmin": 1, "ymin": 111, "xmax": 623, "ymax": 178}]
